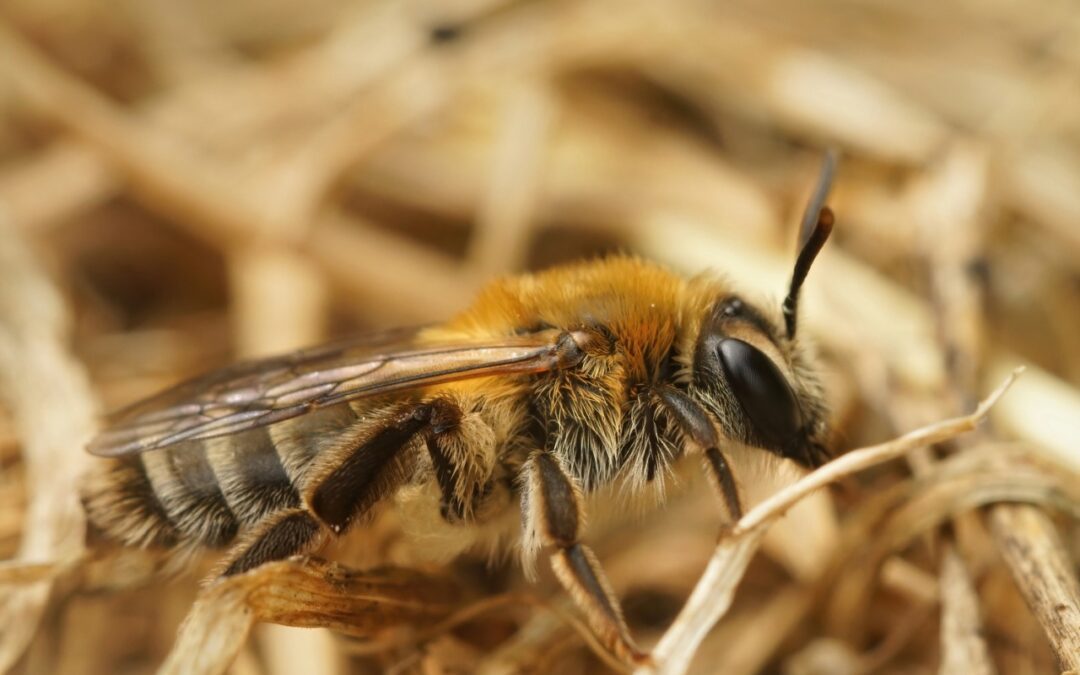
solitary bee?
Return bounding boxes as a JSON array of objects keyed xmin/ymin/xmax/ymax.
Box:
[{"xmin": 83, "ymin": 155, "xmax": 838, "ymax": 663}]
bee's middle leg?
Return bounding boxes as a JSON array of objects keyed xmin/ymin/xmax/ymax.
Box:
[
  {"xmin": 423, "ymin": 398, "xmax": 499, "ymax": 523},
  {"xmin": 522, "ymin": 452, "xmax": 647, "ymax": 664}
]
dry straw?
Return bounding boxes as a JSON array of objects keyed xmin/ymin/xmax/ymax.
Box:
[{"xmin": 0, "ymin": 0, "xmax": 1078, "ymax": 673}]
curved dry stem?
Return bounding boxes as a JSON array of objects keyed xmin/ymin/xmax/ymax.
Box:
[
  {"xmin": 825, "ymin": 452, "xmax": 1080, "ymax": 641},
  {"xmin": 734, "ymin": 368, "xmax": 1021, "ymax": 537},
  {"xmin": 636, "ymin": 370, "xmax": 1022, "ymax": 675}
]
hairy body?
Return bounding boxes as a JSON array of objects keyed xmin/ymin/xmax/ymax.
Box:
[{"xmin": 83, "ymin": 253, "xmax": 831, "ymax": 662}]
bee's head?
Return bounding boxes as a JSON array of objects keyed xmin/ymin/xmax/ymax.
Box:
[
  {"xmin": 688, "ymin": 292, "xmax": 829, "ymax": 467},
  {"xmin": 686, "ymin": 152, "xmax": 836, "ymax": 468}
]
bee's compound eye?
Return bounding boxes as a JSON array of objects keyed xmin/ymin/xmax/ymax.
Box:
[{"xmin": 718, "ymin": 338, "xmax": 802, "ymax": 451}]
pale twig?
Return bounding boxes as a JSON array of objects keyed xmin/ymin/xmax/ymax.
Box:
[
  {"xmin": 855, "ymin": 600, "xmax": 935, "ymax": 674},
  {"xmin": 938, "ymin": 546, "xmax": 994, "ymax": 674},
  {"xmin": 914, "ymin": 142, "xmax": 1080, "ymax": 671},
  {"xmin": 637, "ymin": 370, "xmax": 1021, "ymax": 675},
  {"xmin": 0, "ymin": 19, "xmax": 257, "ymax": 248},
  {"xmin": 0, "ymin": 20, "xmax": 479, "ymax": 324},
  {"xmin": 0, "ymin": 17, "xmax": 444, "ymax": 247},
  {"xmin": 311, "ymin": 210, "xmax": 480, "ymax": 323},
  {"xmin": 541, "ymin": 1, "xmax": 948, "ymax": 164},
  {"xmin": 1002, "ymin": 145, "xmax": 1080, "ymax": 259},
  {"xmin": 0, "ymin": 3, "xmax": 433, "ymax": 234},
  {"xmin": 0, "ymin": 144, "xmax": 117, "ymax": 232},
  {"xmin": 0, "ymin": 560, "xmax": 65, "ymax": 585},
  {"xmin": 229, "ymin": 247, "xmax": 329, "ymax": 358},
  {"xmin": 476, "ymin": 608, "xmax": 568, "ymax": 675},
  {"xmin": 693, "ymin": 584, "xmax": 816, "ymax": 675},
  {"xmin": 122, "ymin": 0, "xmax": 239, "ymax": 84},
  {"xmin": 735, "ymin": 369, "xmax": 1019, "ymax": 536}
]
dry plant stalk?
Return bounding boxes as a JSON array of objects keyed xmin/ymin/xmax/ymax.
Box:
[
  {"xmin": 988, "ymin": 506, "xmax": 1080, "ymax": 671},
  {"xmin": 0, "ymin": 0, "xmax": 1077, "ymax": 672},
  {"xmin": 912, "ymin": 142, "xmax": 996, "ymax": 675},
  {"xmin": 636, "ymin": 370, "xmax": 1022, "ymax": 675},
  {"xmin": 823, "ymin": 443, "xmax": 1080, "ymax": 644},
  {"xmin": 0, "ymin": 220, "xmax": 95, "ymax": 671},
  {"xmin": 0, "ymin": 17, "xmax": 478, "ymax": 324},
  {"xmin": 938, "ymin": 523, "xmax": 995, "ymax": 674},
  {"xmin": 917, "ymin": 143, "xmax": 1080, "ymax": 672}
]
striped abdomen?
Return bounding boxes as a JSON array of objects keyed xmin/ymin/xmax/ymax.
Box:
[{"xmin": 83, "ymin": 403, "xmax": 361, "ymax": 550}]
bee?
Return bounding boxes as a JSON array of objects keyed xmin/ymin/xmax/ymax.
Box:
[{"xmin": 82, "ymin": 154, "xmax": 838, "ymax": 664}]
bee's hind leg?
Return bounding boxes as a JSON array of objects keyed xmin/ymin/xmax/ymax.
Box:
[
  {"xmin": 219, "ymin": 508, "xmax": 325, "ymax": 576},
  {"xmin": 522, "ymin": 452, "xmax": 648, "ymax": 665},
  {"xmin": 218, "ymin": 398, "xmax": 498, "ymax": 577},
  {"xmin": 219, "ymin": 400, "xmax": 446, "ymax": 577}
]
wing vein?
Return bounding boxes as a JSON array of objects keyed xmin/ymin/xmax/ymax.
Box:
[{"xmin": 88, "ymin": 330, "xmax": 564, "ymax": 457}]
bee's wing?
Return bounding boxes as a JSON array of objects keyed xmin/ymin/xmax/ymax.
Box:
[{"xmin": 88, "ymin": 327, "xmax": 567, "ymax": 457}]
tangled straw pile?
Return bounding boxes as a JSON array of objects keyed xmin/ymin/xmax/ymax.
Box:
[{"xmin": 0, "ymin": 0, "xmax": 1078, "ymax": 673}]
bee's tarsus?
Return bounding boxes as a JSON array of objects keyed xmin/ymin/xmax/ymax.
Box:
[
  {"xmin": 525, "ymin": 452, "xmax": 640, "ymax": 661},
  {"xmin": 551, "ymin": 544, "xmax": 643, "ymax": 661},
  {"xmin": 704, "ymin": 447, "xmax": 743, "ymax": 521}
]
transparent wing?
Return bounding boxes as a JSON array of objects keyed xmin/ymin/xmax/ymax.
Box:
[{"xmin": 88, "ymin": 327, "xmax": 566, "ymax": 457}]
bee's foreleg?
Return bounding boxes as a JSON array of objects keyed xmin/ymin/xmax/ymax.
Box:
[
  {"xmin": 657, "ymin": 387, "xmax": 744, "ymax": 520},
  {"xmin": 522, "ymin": 452, "xmax": 647, "ymax": 665}
]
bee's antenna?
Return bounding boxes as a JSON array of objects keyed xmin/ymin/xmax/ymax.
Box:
[{"xmin": 782, "ymin": 149, "xmax": 838, "ymax": 339}]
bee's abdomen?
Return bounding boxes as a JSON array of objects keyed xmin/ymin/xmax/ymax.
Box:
[
  {"xmin": 84, "ymin": 403, "xmax": 361, "ymax": 551},
  {"xmin": 140, "ymin": 442, "xmax": 239, "ymax": 547},
  {"xmin": 203, "ymin": 427, "xmax": 301, "ymax": 527},
  {"xmin": 81, "ymin": 454, "xmax": 180, "ymax": 549}
]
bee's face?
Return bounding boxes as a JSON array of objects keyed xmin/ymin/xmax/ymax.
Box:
[{"xmin": 687, "ymin": 294, "xmax": 828, "ymax": 468}]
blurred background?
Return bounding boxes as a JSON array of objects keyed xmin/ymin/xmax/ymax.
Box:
[{"xmin": 0, "ymin": 0, "xmax": 1078, "ymax": 673}]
